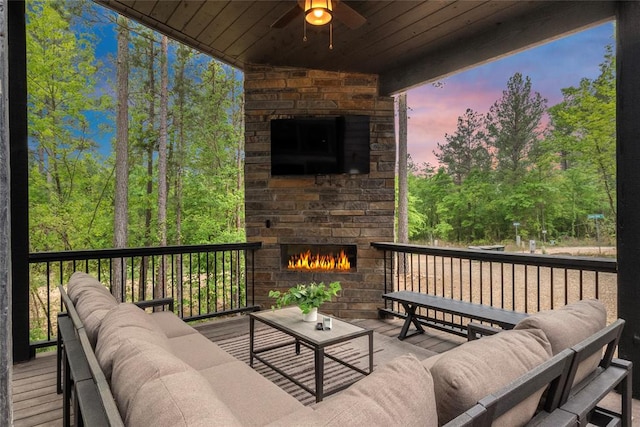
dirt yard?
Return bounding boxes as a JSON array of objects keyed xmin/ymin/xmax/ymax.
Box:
[{"xmin": 399, "ymin": 246, "xmax": 618, "ymax": 324}]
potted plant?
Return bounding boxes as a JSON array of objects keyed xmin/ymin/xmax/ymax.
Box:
[{"xmin": 268, "ymin": 281, "xmax": 341, "ymax": 322}]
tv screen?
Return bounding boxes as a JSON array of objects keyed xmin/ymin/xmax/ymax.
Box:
[{"xmin": 271, "ymin": 116, "xmax": 369, "ymax": 175}]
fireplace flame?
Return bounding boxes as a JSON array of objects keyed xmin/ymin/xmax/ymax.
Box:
[{"xmin": 288, "ymin": 249, "xmax": 351, "ymax": 271}]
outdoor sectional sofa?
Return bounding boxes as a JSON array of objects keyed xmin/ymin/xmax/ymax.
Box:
[{"xmin": 58, "ymin": 271, "xmax": 631, "ymax": 426}]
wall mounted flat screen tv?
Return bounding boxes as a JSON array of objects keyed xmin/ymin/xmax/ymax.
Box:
[{"xmin": 271, "ymin": 116, "xmax": 370, "ymax": 176}]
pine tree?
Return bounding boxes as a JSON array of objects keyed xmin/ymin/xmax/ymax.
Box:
[
  {"xmin": 486, "ymin": 73, "xmax": 546, "ymax": 183},
  {"xmin": 436, "ymin": 108, "xmax": 490, "ymax": 185}
]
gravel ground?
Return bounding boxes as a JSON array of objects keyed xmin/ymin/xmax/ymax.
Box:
[{"xmin": 400, "ymin": 246, "xmax": 618, "ymax": 323}]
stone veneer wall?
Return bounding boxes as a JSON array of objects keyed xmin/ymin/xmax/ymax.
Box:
[{"xmin": 244, "ymin": 64, "xmax": 396, "ymax": 319}]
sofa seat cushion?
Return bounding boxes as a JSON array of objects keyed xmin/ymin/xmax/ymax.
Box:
[
  {"xmin": 430, "ymin": 329, "xmax": 552, "ymax": 426},
  {"xmin": 167, "ymin": 333, "xmax": 237, "ymax": 371},
  {"xmin": 127, "ymin": 369, "xmax": 242, "ymax": 427},
  {"xmin": 199, "ymin": 360, "xmax": 306, "ymax": 426},
  {"xmin": 95, "ymin": 303, "xmax": 170, "ymax": 380},
  {"xmin": 268, "ymin": 354, "xmax": 438, "ymax": 427},
  {"xmin": 150, "ymin": 311, "xmax": 199, "ymax": 338},
  {"xmin": 514, "ymin": 299, "xmax": 606, "ymax": 384}
]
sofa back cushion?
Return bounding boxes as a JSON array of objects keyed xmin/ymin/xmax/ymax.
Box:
[
  {"xmin": 66, "ymin": 272, "xmax": 118, "ymax": 346},
  {"xmin": 276, "ymin": 354, "xmax": 438, "ymax": 427},
  {"xmin": 67, "ymin": 271, "xmax": 115, "ymax": 304},
  {"xmin": 74, "ymin": 291, "xmax": 118, "ymax": 347},
  {"xmin": 430, "ymin": 328, "xmax": 552, "ymax": 426},
  {"xmin": 95, "ymin": 303, "xmax": 170, "ymax": 380},
  {"xmin": 514, "ymin": 299, "xmax": 606, "ymax": 384}
]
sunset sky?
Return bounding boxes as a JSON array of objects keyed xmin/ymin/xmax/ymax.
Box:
[{"xmin": 404, "ymin": 21, "xmax": 615, "ymax": 169}]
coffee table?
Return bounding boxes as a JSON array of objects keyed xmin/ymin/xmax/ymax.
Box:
[{"xmin": 249, "ymin": 307, "xmax": 373, "ymax": 402}]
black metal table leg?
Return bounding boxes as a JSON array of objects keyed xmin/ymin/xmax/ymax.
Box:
[
  {"xmin": 368, "ymin": 332, "xmax": 374, "ymax": 373},
  {"xmin": 315, "ymin": 346, "xmax": 325, "ymax": 402},
  {"xmin": 249, "ymin": 316, "xmax": 255, "ymax": 367}
]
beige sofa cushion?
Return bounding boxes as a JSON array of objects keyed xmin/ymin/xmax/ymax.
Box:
[
  {"xmin": 167, "ymin": 333, "xmax": 238, "ymax": 370},
  {"xmin": 199, "ymin": 360, "xmax": 306, "ymax": 425},
  {"xmin": 67, "ymin": 271, "xmax": 114, "ymax": 304},
  {"xmin": 514, "ymin": 299, "xmax": 606, "ymax": 384},
  {"xmin": 74, "ymin": 291, "xmax": 118, "ymax": 347},
  {"xmin": 127, "ymin": 370, "xmax": 242, "ymax": 427},
  {"xmin": 269, "ymin": 354, "xmax": 438, "ymax": 427},
  {"xmin": 66, "ymin": 272, "xmax": 118, "ymax": 346},
  {"xmin": 95, "ymin": 303, "xmax": 170, "ymax": 379},
  {"xmin": 430, "ymin": 329, "xmax": 552, "ymax": 426},
  {"xmin": 150, "ymin": 311, "xmax": 199, "ymax": 338},
  {"xmin": 111, "ymin": 338, "xmax": 192, "ymax": 418}
]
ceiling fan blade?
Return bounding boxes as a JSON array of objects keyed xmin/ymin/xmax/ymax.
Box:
[
  {"xmin": 334, "ymin": 1, "xmax": 366, "ymax": 29},
  {"xmin": 271, "ymin": 3, "xmax": 303, "ymax": 29}
]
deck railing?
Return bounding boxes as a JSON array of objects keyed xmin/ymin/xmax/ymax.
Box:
[
  {"xmin": 372, "ymin": 242, "xmax": 618, "ymax": 335},
  {"xmin": 28, "ymin": 242, "xmax": 261, "ymax": 351}
]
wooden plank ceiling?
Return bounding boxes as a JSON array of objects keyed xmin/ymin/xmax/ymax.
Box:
[{"xmin": 97, "ymin": 1, "xmax": 616, "ymax": 95}]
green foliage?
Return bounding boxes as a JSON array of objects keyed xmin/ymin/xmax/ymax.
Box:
[
  {"xmin": 27, "ymin": 0, "xmax": 111, "ymax": 251},
  {"xmin": 26, "ymin": 0, "xmax": 246, "ymax": 252},
  {"xmin": 411, "ymin": 49, "xmax": 616, "ymax": 244},
  {"xmin": 486, "ymin": 73, "xmax": 547, "ymax": 183},
  {"xmin": 547, "ymin": 45, "xmax": 616, "ymax": 218},
  {"xmin": 436, "ymin": 108, "xmax": 491, "ymax": 184},
  {"xmin": 269, "ymin": 282, "xmax": 341, "ymax": 314}
]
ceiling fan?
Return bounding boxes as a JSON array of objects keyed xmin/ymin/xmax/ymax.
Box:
[{"xmin": 271, "ymin": 0, "xmax": 367, "ymax": 30}]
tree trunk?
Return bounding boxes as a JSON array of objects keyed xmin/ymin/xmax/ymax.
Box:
[
  {"xmin": 142, "ymin": 39, "xmax": 155, "ymax": 301},
  {"xmin": 113, "ymin": 16, "xmax": 129, "ymax": 302},
  {"xmin": 155, "ymin": 35, "xmax": 168, "ymax": 300},
  {"xmin": 174, "ymin": 46, "xmax": 187, "ymax": 316}
]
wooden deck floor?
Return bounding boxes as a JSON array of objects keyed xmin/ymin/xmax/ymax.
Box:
[{"xmin": 10, "ymin": 315, "xmax": 637, "ymax": 426}]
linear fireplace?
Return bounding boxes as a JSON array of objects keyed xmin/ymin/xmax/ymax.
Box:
[{"xmin": 280, "ymin": 244, "xmax": 357, "ymax": 272}]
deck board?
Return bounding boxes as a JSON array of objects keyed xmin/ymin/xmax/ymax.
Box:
[{"xmin": 10, "ymin": 315, "xmax": 639, "ymax": 426}]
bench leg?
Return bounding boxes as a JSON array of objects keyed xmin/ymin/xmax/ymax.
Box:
[{"xmin": 398, "ymin": 303, "xmax": 424, "ymax": 340}]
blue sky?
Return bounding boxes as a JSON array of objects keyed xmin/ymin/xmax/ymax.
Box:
[{"xmin": 406, "ymin": 21, "xmax": 616, "ymax": 168}]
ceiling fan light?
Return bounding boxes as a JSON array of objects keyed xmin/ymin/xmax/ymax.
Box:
[{"xmin": 304, "ymin": 0, "xmax": 333, "ymax": 26}]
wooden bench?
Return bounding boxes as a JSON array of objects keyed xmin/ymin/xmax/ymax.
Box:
[{"xmin": 382, "ymin": 291, "xmax": 529, "ymax": 340}]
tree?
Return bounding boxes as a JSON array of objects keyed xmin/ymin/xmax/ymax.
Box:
[
  {"xmin": 156, "ymin": 35, "xmax": 169, "ymax": 298},
  {"xmin": 436, "ymin": 108, "xmax": 490, "ymax": 184},
  {"xmin": 27, "ymin": 0, "xmax": 108, "ymax": 252},
  {"xmin": 548, "ymin": 45, "xmax": 616, "ymax": 218},
  {"xmin": 112, "ymin": 14, "xmax": 129, "ymax": 301},
  {"xmin": 486, "ymin": 73, "xmax": 547, "ymax": 183},
  {"xmin": 26, "ymin": 0, "xmax": 247, "ymax": 257}
]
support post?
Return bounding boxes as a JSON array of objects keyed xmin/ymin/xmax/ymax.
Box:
[
  {"xmin": 0, "ymin": 0, "xmax": 13, "ymax": 421},
  {"xmin": 9, "ymin": 0, "xmax": 29, "ymax": 362},
  {"xmin": 616, "ymin": 0, "xmax": 640, "ymax": 400}
]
